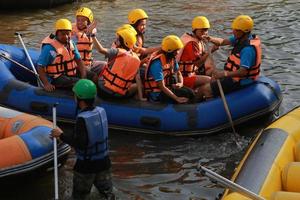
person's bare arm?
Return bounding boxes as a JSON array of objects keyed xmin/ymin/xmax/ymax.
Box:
[
  {"xmin": 213, "ymin": 67, "xmax": 248, "ymax": 79},
  {"xmin": 75, "ymin": 59, "xmax": 87, "ymax": 78},
  {"xmin": 135, "ymin": 73, "xmax": 147, "ymax": 101},
  {"xmin": 92, "ymin": 36, "xmax": 109, "ymax": 56},
  {"xmin": 157, "ymin": 80, "xmax": 188, "ymax": 103},
  {"xmin": 202, "ymin": 35, "xmax": 231, "ymax": 46},
  {"xmin": 37, "ymin": 67, "xmax": 55, "ymax": 92}
]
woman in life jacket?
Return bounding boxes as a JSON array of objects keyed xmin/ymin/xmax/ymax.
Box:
[
  {"xmin": 144, "ymin": 35, "xmax": 195, "ymax": 104},
  {"xmin": 127, "ymin": 8, "xmax": 160, "ymax": 61},
  {"xmin": 72, "ymin": 7, "xmax": 106, "ymax": 74},
  {"xmin": 89, "ymin": 27, "xmax": 146, "ymax": 101},
  {"xmin": 176, "ymin": 16, "xmax": 216, "ymax": 91},
  {"xmin": 196, "ymin": 15, "xmax": 262, "ymax": 99},
  {"xmin": 111, "ymin": 24, "xmax": 137, "ymax": 48}
]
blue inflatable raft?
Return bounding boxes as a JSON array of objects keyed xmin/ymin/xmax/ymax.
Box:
[{"xmin": 0, "ymin": 44, "xmax": 282, "ymax": 136}]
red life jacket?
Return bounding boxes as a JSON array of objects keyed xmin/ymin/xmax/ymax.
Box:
[
  {"xmin": 224, "ymin": 35, "xmax": 262, "ymax": 82},
  {"xmin": 102, "ymin": 49, "xmax": 140, "ymax": 95},
  {"xmin": 72, "ymin": 24, "xmax": 94, "ymax": 67},
  {"xmin": 176, "ymin": 33, "xmax": 205, "ymax": 77},
  {"xmin": 144, "ymin": 51, "xmax": 175, "ymax": 93},
  {"xmin": 41, "ymin": 35, "xmax": 77, "ymax": 78}
]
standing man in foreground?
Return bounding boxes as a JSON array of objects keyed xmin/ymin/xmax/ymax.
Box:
[
  {"xmin": 51, "ymin": 79, "xmax": 114, "ymax": 200},
  {"xmin": 197, "ymin": 15, "xmax": 262, "ymax": 99}
]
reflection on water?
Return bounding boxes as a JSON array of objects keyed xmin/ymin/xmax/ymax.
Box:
[{"xmin": 0, "ymin": 0, "xmax": 299, "ymax": 199}]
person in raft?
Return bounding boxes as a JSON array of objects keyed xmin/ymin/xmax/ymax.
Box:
[
  {"xmin": 176, "ymin": 16, "xmax": 216, "ymax": 92},
  {"xmin": 51, "ymin": 79, "xmax": 115, "ymax": 200},
  {"xmin": 71, "ymin": 7, "xmax": 105, "ymax": 74},
  {"xmin": 143, "ymin": 35, "xmax": 195, "ymax": 104},
  {"xmin": 37, "ymin": 19, "xmax": 97, "ymax": 92},
  {"xmin": 196, "ymin": 15, "xmax": 262, "ymax": 99},
  {"xmin": 87, "ymin": 26, "xmax": 146, "ymax": 101},
  {"xmin": 127, "ymin": 8, "xmax": 160, "ymax": 60}
]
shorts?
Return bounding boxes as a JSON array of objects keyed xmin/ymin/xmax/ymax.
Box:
[
  {"xmin": 183, "ymin": 76, "xmax": 197, "ymax": 89},
  {"xmin": 211, "ymin": 77, "xmax": 243, "ymax": 97},
  {"xmin": 51, "ymin": 70, "xmax": 96, "ymax": 90}
]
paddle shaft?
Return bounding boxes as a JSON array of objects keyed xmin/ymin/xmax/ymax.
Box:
[
  {"xmin": 0, "ymin": 53, "xmax": 39, "ymax": 76},
  {"xmin": 52, "ymin": 104, "xmax": 59, "ymax": 200},
  {"xmin": 199, "ymin": 165, "xmax": 265, "ymax": 200},
  {"xmin": 216, "ymin": 79, "xmax": 241, "ymax": 149},
  {"xmin": 15, "ymin": 32, "xmax": 44, "ymax": 87}
]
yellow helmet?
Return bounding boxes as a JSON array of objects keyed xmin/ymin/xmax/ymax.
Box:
[
  {"xmin": 76, "ymin": 7, "xmax": 94, "ymax": 23},
  {"xmin": 192, "ymin": 16, "xmax": 210, "ymax": 30},
  {"xmin": 55, "ymin": 19, "xmax": 72, "ymax": 31},
  {"xmin": 231, "ymin": 15, "xmax": 254, "ymax": 32},
  {"xmin": 116, "ymin": 24, "xmax": 137, "ymax": 36},
  {"xmin": 161, "ymin": 35, "xmax": 183, "ymax": 52},
  {"xmin": 117, "ymin": 29, "xmax": 137, "ymax": 49},
  {"xmin": 128, "ymin": 9, "xmax": 148, "ymax": 24}
]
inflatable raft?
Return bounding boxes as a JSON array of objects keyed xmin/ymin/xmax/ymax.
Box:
[
  {"xmin": 0, "ymin": 44, "xmax": 282, "ymax": 136},
  {"xmin": 0, "ymin": 106, "xmax": 70, "ymax": 178},
  {"xmin": 221, "ymin": 106, "xmax": 300, "ymax": 200}
]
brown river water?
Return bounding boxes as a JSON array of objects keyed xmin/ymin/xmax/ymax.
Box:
[{"xmin": 0, "ymin": 0, "xmax": 299, "ymax": 199}]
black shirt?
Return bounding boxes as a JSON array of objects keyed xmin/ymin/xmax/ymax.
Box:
[{"xmin": 61, "ymin": 106, "xmax": 111, "ymax": 173}]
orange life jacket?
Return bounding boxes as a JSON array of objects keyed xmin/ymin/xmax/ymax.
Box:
[
  {"xmin": 72, "ymin": 24, "xmax": 93, "ymax": 67},
  {"xmin": 176, "ymin": 33, "xmax": 205, "ymax": 76},
  {"xmin": 144, "ymin": 51, "xmax": 175, "ymax": 93},
  {"xmin": 102, "ymin": 49, "xmax": 140, "ymax": 95},
  {"xmin": 41, "ymin": 35, "xmax": 77, "ymax": 78},
  {"xmin": 224, "ymin": 35, "xmax": 262, "ymax": 82}
]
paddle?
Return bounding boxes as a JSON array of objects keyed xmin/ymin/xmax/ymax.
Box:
[
  {"xmin": 15, "ymin": 32, "xmax": 44, "ymax": 87},
  {"xmin": 207, "ymin": 44, "xmax": 242, "ymax": 149},
  {"xmin": 216, "ymin": 79, "xmax": 242, "ymax": 149},
  {"xmin": 198, "ymin": 164, "xmax": 266, "ymax": 200},
  {"xmin": 0, "ymin": 52, "xmax": 40, "ymax": 77},
  {"xmin": 52, "ymin": 103, "xmax": 59, "ymax": 200}
]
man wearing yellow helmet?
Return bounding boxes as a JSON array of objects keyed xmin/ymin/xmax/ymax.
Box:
[
  {"xmin": 176, "ymin": 16, "xmax": 215, "ymax": 92},
  {"xmin": 144, "ymin": 35, "xmax": 195, "ymax": 104},
  {"xmin": 197, "ymin": 15, "xmax": 262, "ymax": 99},
  {"xmin": 127, "ymin": 8, "xmax": 160, "ymax": 59},
  {"xmin": 87, "ymin": 28, "xmax": 146, "ymax": 101},
  {"xmin": 37, "ymin": 18, "xmax": 95, "ymax": 92}
]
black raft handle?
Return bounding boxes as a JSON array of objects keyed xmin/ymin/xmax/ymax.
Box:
[{"xmin": 140, "ymin": 116, "xmax": 161, "ymax": 127}]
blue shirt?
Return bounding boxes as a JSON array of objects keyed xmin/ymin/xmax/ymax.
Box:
[
  {"xmin": 229, "ymin": 35, "xmax": 256, "ymax": 69},
  {"xmin": 148, "ymin": 58, "xmax": 179, "ymax": 101},
  {"xmin": 229, "ymin": 35, "xmax": 257, "ymax": 85}
]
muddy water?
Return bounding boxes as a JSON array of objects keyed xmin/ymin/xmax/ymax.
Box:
[{"xmin": 0, "ymin": 0, "xmax": 299, "ymax": 199}]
